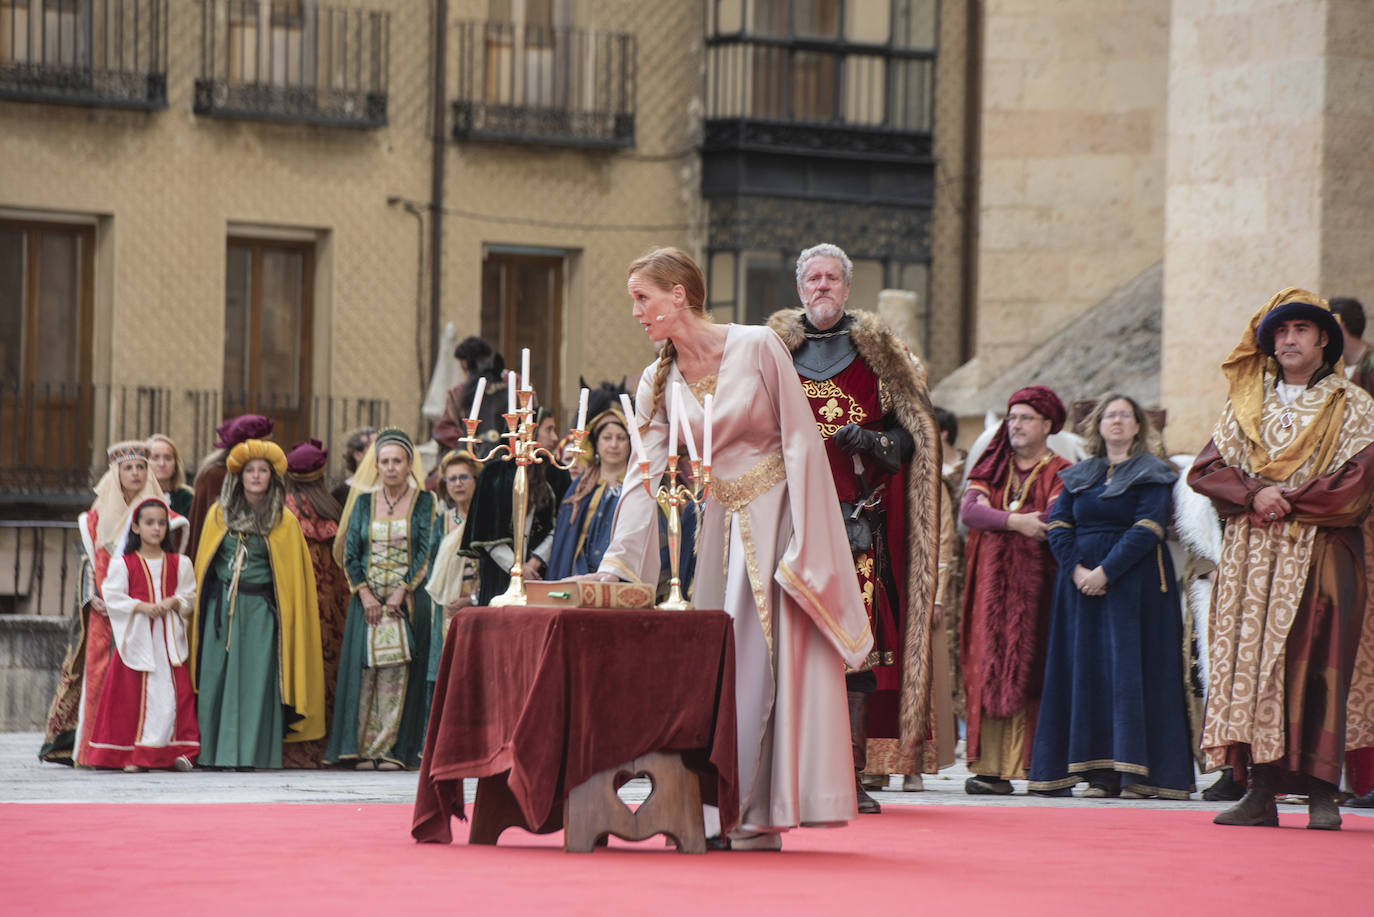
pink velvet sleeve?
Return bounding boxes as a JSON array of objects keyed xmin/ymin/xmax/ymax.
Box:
[{"xmin": 960, "ymin": 486, "xmax": 1008, "ymax": 532}]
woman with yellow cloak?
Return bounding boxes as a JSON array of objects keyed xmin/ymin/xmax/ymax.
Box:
[{"xmin": 192, "ymin": 439, "xmax": 325, "ymax": 769}]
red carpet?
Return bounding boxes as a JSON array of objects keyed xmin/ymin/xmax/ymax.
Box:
[{"xmin": 3, "ymin": 804, "xmax": 1370, "ymax": 915}]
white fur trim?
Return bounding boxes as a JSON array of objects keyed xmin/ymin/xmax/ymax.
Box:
[{"xmin": 1170, "ymin": 454, "xmax": 1222, "ymax": 566}]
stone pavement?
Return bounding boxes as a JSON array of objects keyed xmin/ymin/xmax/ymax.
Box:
[{"xmin": 2, "ymin": 730, "xmax": 1299, "ymax": 818}]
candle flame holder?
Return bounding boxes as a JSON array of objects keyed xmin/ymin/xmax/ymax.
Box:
[
  {"xmin": 641, "ymin": 454, "xmax": 711, "ymax": 611},
  {"xmin": 460, "ymin": 395, "xmax": 587, "ymax": 607}
]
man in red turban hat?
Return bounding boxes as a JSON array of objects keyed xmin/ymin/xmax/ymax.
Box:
[{"xmin": 959, "ymin": 385, "xmax": 1071, "ymax": 794}]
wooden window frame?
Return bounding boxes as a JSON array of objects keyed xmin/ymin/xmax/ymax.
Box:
[
  {"xmin": 224, "ymin": 235, "xmax": 315, "ymax": 414},
  {"xmin": 0, "ymin": 217, "xmax": 94, "ymax": 388},
  {"xmin": 482, "ymin": 251, "xmax": 564, "ymax": 418}
]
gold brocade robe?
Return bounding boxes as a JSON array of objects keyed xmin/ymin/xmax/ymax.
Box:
[{"xmin": 1197, "ymin": 372, "xmax": 1374, "ymax": 768}]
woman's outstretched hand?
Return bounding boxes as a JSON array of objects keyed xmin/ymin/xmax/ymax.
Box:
[{"xmin": 571, "ymin": 572, "xmax": 619, "ymax": 583}]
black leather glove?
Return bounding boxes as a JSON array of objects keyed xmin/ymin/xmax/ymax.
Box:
[{"xmin": 833, "ymin": 423, "xmax": 905, "ymax": 475}]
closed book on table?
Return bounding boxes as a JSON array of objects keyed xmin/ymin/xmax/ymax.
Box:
[{"xmin": 524, "ymin": 581, "xmax": 656, "ymax": 609}]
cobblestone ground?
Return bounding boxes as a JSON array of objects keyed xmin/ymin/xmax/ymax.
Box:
[{"xmin": 5, "ymin": 731, "xmax": 1329, "ymax": 819}]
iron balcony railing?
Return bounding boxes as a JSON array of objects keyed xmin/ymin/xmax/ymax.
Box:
[
  {"xmin": 0, "ymin": 381, "xmax": 390, "ymax": 499},
  {"xmin": 0, "ymin": 0, "xmax": 168, "ymax": 108},
  {"xmin": 194, "ymin": 0, "xmax": 388, "ymax": 128},
  {"xmin": 704, "ymin": 34, "xmax": 934, "ymax": 159},
  {"xmin": 0, "ymin": 521, "xmax": 80, "ymax": 616},
  {"xmin": 452, "ymin": 20, "xmax": 635, "ymax": 149}
]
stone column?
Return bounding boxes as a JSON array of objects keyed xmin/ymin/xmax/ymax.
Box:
[
  {"xmin": 1162, "ymin": 0, "xmax": 1374, "ymax": 449},
  {"xmin": 975, "ymin": 0, "xmax": 1170, "ymax": 385}
]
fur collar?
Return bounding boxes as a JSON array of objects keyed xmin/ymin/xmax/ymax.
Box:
[{"xmin": 770, "ymin": 306, "xmax": 942, "ymax": 755}]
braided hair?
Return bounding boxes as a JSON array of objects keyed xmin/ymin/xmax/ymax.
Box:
[{"xmin": 626, "ymin": 247, "xmax": 707, "ymax": 424}]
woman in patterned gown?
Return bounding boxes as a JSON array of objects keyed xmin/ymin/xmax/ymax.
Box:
[{"xmin": 326, "ymin": 428, "xmax": 435, "ymax": 770}]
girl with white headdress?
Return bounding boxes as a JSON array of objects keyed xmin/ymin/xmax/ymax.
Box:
[
  {"xmin": 85, "ymin": 496, "xmax": 199, "ymax": 771},
  {"xmin": 40, "ymin": 442, "xmax": 185, "ymax": 765}
]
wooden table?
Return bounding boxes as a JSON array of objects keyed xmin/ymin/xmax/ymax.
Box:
[{"xmin": 410, "ymin": 606, "xmax": 738, "ymax": 853}]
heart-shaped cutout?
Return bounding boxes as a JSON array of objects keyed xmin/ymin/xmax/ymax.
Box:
[{"xmin": 613, "ymin": 770, "xmax": 655, "ymax": 809}]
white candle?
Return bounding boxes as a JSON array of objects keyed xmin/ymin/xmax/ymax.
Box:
[
  {"xmin": 576, "ymin": 387, "xmax": 589, "ymax": 431},
  {"xmin": 678, "ymin": 383, "xmax": 699, "ymax": 462},
  {"xmin": 521, "ymin": 349, "xmax": 531, "ymax": 390},
  {"xmin": 703, "ymin": 393, "xmax": 713, "ymax": 466},
  {"xmin": 507, "ymin": 373, "xmax": 518, "ymax": 414},
  {"xmin": 668, "ymin": 384, "xmax": 679, "ymax": 461},
  {"xmin": 469, "ymin": 376, "xmax": 487, "ymax": 420},
  {"xmin": 619, "ymin": 393, "xmax": 646, "ymax": 464}
]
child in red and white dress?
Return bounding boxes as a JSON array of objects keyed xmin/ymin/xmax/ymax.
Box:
[{"xmin": 85, "ymin": 497, "xmax": 200, "ymax": 772}]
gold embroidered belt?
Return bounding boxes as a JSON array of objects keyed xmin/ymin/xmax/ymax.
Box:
[{"xmin": 711, "ymin": 449, "xmax": 786, "ymax": 513}]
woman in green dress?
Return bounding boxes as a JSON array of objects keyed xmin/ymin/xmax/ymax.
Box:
[
  {"xmin": 326, "ymin": 428, "xmax": 435, "ymax": 770},
  {"xmin": 192, "ymin": 439, "xmax": 326, "ymax": 769}
]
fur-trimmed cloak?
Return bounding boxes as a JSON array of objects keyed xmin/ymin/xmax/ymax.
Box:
[{"xmin": 769, "ymin": 308, "xmax": 942, "ymax": 758}]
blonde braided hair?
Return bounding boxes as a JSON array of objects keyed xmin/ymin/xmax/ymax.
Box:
[{"xmin": 627, "ymin": 247, "xmax": 707, "ymax": 423}]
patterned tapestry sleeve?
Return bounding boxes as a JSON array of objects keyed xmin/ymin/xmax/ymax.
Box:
[
  {"xmin": 1098, "ymin": 483, "xmax": 1170, "ymax": 584},
  {"xmin": 78, "ymin": 554, "xmax": 96, "ymax": 609},
  {"xmin": 343, "ymin": 493, "xmax": 370, "ymax": 593},
  {"xmin": 1045, "ymin": 485, "xmax": 1079, "ymax": 570},
  {"xmin": 1187, "ymin": 440, "xmax": 1261, "ymax": 516},
  {"xmin": 1282, "ymin": 440, "xmax": 1374, "ymax": 528}
]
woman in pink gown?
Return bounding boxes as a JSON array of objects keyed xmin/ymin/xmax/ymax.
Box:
[{"xmin": 585, "ymin": 247, "xmax": 872, "ymax": 850}]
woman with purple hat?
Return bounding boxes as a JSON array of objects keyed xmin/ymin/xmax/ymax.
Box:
[
  {"xmin": 186, "ymin": 414, "xmax": 274, "ymax": 559},
  {"xmin": 280, "ymin": 439, "xmax": 351, "ymax": 767}
]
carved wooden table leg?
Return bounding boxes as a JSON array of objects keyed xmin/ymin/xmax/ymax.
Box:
[
  {"xmin": 469, "ymin": 773, "xmax": 563, "ymax": 845},
  {"xmin": 563, "ymin": 750, "xmax": 706, "ymax": 854}
]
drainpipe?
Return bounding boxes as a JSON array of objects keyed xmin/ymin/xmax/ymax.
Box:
[
  {"xmin": 429, "ymin": 0, "xmax": 448, "ymax": 384},
  {"xmin": 959, "ymin": 0, "xmax": 982, "ymax": 362}
]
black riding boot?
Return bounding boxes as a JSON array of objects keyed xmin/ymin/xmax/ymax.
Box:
[{"xmin": 847, "ymin": 691, "xmax": 881, "ymax": 814}]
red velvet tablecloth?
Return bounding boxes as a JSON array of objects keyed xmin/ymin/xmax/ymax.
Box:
[{"xmin": 411, "ymin": 606, "xmax": 739, "ymax": 843}]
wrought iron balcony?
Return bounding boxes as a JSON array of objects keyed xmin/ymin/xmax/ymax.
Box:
[
  {"xmin": 703, "ymin": 34, "xmax": 934, "ymax": 161},
  {"xmin": 194, "ymin": 0, "xmax": 388, "ymax": 128},
  {"xmin": 0, "ymin": 381, "xmax": 389, "ymax": 501},
  {"xmin": 0, "ymin": 0, "xmax": 168, "ymax": 109},
  {"xmin": 451, "ymin": 20, "xmax": 635, "ymax": 149}
]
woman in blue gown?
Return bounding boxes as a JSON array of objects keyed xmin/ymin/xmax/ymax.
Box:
[
  {"xmin": 1028, "ymin": 394, "xmax": 1195, "ymax": 799},
  {"xmin": 547, "ymin": 409, "xmax": 631, "ymax": 580}
]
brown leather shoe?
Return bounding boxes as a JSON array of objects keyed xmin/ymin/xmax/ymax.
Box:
[
  {"xmin": 1307, "ymin": 778, "xmax": 1341, "ymax": 831},
  {"xmin": 1213, "ymin": 764, "xmax": 1279, "ymax": 827}
]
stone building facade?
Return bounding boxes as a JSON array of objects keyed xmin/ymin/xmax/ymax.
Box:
[
  {"xmin": 0, "ymin": 0, "xmax": 973, "ymax": 728},
  {"xmin": 939, "ymin": 0, "xmax": 1374, "ymax": 451}
]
